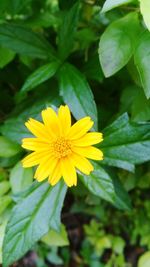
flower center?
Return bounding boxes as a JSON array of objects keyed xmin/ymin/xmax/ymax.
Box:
[{"xmin": 52, "ymin": 137, "xmax": 72, "ymax": 158}]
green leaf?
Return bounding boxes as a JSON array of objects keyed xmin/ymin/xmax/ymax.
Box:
[
  {"xmin": 140, "ymin": 0, "xmax": 150, "ymax": 31},
  {"xmin": 134, "ymin": 31, "xmax": 150, "ymax": 99},
  {"xmin": 0, "ymin": 181, "xmax": 10, "ymax": 197},
  {"xmin": 41, "ymin": 224, "xmax": 69, "ymax": 247},
  {"xmin": 80, "ymin": 162, "xmax": 131, "ymax": 210},
  {"xmin": 59, "ymin": 63, "xmax": 98, "ymax": 130},
  {"xmin": 131, "ymin": 87, "xmax": 150, "ymax": 121},
  {"xmin": 58, "ymin": 2, "xmax": 79, "ymax": 60},
  {"xmin": 20, "ymin": 61, "xmax": 60, "ymax": 93},
  {"xmin": 0, "ymin": 24, "xmax": 54, "ymax": 59},
  {"xmin": 0, "ymin": 46, "xmax": 15, "ymax": 68},
  {"xmin": 7, "ymin": 0, "xmax": 32, "ymax": 15},
  {"xmin": 0, "ymin": 196, "xmax": 12, "ymax": 216},
  {"xmin": 0, "ymin": 220, "xmax": 8, "ymax": 264},
  {"xmin": 10, "ymin": 161, "xmax": 33, "ymax": 194},
  {"xmin": 1, "ymin": 91, "xmax": 62, "ymax": 144},
  {"xmin": 2, "ymin": 181, "xmax": 67, "ymax": 267},
  {"xmin": 99, "ymin": 12, "xmax": 140, "ymax": 77},
  {"xmin": 0, "ymin": 136, "xmax": 21, "ymax": 157},
  {"xmin": 138, "ymin": 251, "xmax": 150, "ymax": 267},
  {"xmin": 101, "ymin": 0, "xmax": 133, "ymax": 13},
  {"xmin": 99, "ymin": 113, "xmax": 150, "ymax": 171}
]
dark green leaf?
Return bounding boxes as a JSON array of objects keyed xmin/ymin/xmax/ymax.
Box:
[
  {"xmin": 134, "ymin": 31, "xmax": 150, "ymax": 99},
  {"xmin": 20, "ymin": 61, "xmax": 60, "ymax": 93},
  {"xmin": 1, "ymin": 92, "xmax": 62, "ymax": 144},
  {"xmin": 3, "ymin": 181, "xmax": 67, "ymax": 267},
  {"xmin": 0, "ymin": 24, "xmax": 55, "ymax": 59},
  {"xmin": 99, "ymin": 12, "xmax": 141, "ymax": 77},
  {"xmin": 99, "ymin": 113, "xmax": 150, "ymax": 171},
  {"xmin": 59, "ymin": 63, "xmax": 98, "ymax": 130},
  {"xmin": 0, "ymin": 46, "xmax": 15, "ymax": 68},
  {"xmin": 80, "ymin": 162, "xmax": 131, "ymax": 210},
  {"xmin": 58, "ymin": 2, "xmax": 79, "ymax": 60}
]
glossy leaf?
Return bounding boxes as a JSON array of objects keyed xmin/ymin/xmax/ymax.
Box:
[
  {"xmin": 99, "ymin": 113, "xmax": 150, "ymax": 171},
  {"xmin": 20, "ymin": 61, "xmax": 60, "ymax": 93},
  {"xmin": 2, "ymin": 181, "xmax": 67, "ymax": 267},
  {"xmin": 80, "ymin": 162, "xmax": 131, "ymax": 210},
  {"xmin": 99, "ymin": 12, "xmax": 140, "ymax": 77},
  {"xmin": 134, "ymin": 31, "xmax": 150, "ymax": 99},
  {"xmin": 58, "ymin": 2, "xmax": 79, "ymax": 60},
  {"xmin": 59, "ymin": 63, "xmax": 98, "ymax": 130},
  {"xmin": 101, "ymin": 0, "xmax": 133, "ymax": 13},
  {"xmin": 140, "ymin": 0, "xmax": 150, "ymax": 31},
  {"xmin": 10, "ymin": 161, "xmax": 33, "ymax": 194},
  {"xmin": 0, "ymin": 24, "xmax": 54, "ymax": 59},
  {"xmin": 0, "ymin": 136, "xmax": 21, "ymax": 157}
]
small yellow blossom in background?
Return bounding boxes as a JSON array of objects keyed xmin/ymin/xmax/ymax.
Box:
[{"xmin": 22, "ymin": 105, "xmax": 103, "ymax": 187}]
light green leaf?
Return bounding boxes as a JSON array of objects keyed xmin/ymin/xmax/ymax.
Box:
[
  {"xmin": 99, "ymin": 113, "xmax": 150, "ymax": 171},
  {"xmin": 140, "ymin": 0, "xmax": 150, "ymax": 31},
  {"xmin": 101, "ymin": 0, "xmax": 133, "ymax": 13},
  {"xmin": 0, "ymin": 220, "xmax": 8, "ymax": 264},
  {"xmin": 80, "ymin": 162, "xmax": 131, "ymax": 210},
  {"xmin": 10, "ymin": 161, "xmax": 33, "ymax": 194},
  {"xmin": 42, "ymin": 224, "xmax": 69, "ymax": 247},
  {"xmin": 2, "ymin": 181, "xmax": 67, "ymax": 267},
  {"xmin": 58, "ymin": 2, "xmax": 79, "ymax": 60},
  {"xmin": 20, "ymin": 61, "xmax": 60, "ymax": 93},
  {"xmin": 134, "ymin": 31, "xmax": 150, "ymax": 99},
  {"xmin": 59, "ymin": 63, "xmax": 98, "ymax": 130},
  {"xmin": 0, "ymin": 196, "xmax": 12, "ymax": 216},
  {"xmin": 99, "ymin": 12, "xmax": 140, "ymax": 77},
  {"xmin": 0, "ymin": 136, "xmax": 21, "ymax": 157},
  {"xmin": 0, "ymin": 181, "xmax": 10, "ymax": 197},
  {"xmin": 138, "ymin": 251, "xmax": 150, "ymax": 267},
  {"xmin": 0, "ymin": 24, "xmax": 54, "ymax": 59},
  {"xmin": 0, "ymin": 46, "xmax": 15, "ymax": 68}
]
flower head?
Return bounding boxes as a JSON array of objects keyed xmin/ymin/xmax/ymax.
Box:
[{"xmin": 22, "ymin": 105, "xmax": 103, "ymax": 187}]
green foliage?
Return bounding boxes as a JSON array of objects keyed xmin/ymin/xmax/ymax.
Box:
[
  {"xmin": 59, "ymin": 63, "xmax": 98, "ymax": 129},
  {"xmin": 3, "ymin": 181, "xmax": 67, "ymax": 267},
  {"xmin": 0, "ymin": 0, "xmax": 149, "ymax": 266},
  {"xmin": 99, "ymin": 12, "xmax": 141, "ymax": 77}
]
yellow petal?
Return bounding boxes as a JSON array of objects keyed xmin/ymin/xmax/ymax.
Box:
[
  {"xmin": 48, "ymin": 161, "xmax": 62, "ymax": 186},
  {"xmin": 61, "ymin": 157, "xmax": 77, "ymax": 187},
  {"xmin": 22, "ymin": 138, "xmax": 50, "ymax": 151},
  {"xmin": 67, "ymin": 117, "xmax": 93, "ymax": 140},
  {"xmin": 71, "ymin": 153, "xmax": 94, "ymax": 175},
  {"xmin": 34, "ymin": 156, "xmax": 58, "ymax": 182},
  {"xmin": 73, "ymin": 132, "xmax": 103, "ymax": 146},
  {"xmin": 25, "ymin": 118, "xmax": 50, "ymax": 140},
  {"xmin": 73, "ymin": 146, "xmax": 103, "ymax": 160},
  {"xmin": 58, "ymin": 105, "xmax": 71, "ymax": 135},
  {"xmin": 41, "ymin": 107, "xmax": 61, "ymax": 137},
  {"xmin": 22, "ymin": 150, "xmax": 50, "ymax": 167}
]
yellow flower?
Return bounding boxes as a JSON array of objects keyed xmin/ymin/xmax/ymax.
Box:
[{"xmin": 22, "ymin": 105, "xmax": 103, "ymax": 187}]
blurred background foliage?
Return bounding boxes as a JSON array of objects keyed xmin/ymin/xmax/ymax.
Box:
[{"xmin": 0, "ymin": 0, "xmax": 150, "ymax": 266}]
